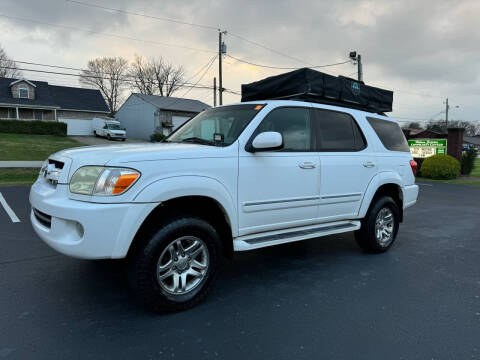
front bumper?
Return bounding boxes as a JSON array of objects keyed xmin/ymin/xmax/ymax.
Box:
[{"xmin": 29, "ymin": 178, "xmax": 156, "ymax": 259}]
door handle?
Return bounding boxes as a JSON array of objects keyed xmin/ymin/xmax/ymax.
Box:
[
  {"xmin": 299, "ymin": 161, "xmax": 317, "ymax": 169},
  {"xmin": 363, "ymin": 161, "xmax": 375, "ymax": 168}
]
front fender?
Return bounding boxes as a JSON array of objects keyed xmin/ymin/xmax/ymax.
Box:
[
  {"xmin": 357, "ymin": 172, "xmax": 404, "ymax": 219},
  {"xmin": 132, "ymin": 175, "xmax": 238, "ymax": 236}
]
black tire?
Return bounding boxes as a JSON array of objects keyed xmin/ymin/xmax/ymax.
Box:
[
  {"xmin": 93, "ymin": 131, "xmax": 97, "ymax": 137},
  {"xmin": 121, "ymin": 138, "xmax": 126, "ymax": 142},
  {"xmin": 355, "ymin": 196, "xmax": 400, "ymax": 253},
  {"xmin": 107, "ymin": 134, "xmax": 111, "ymax": 141},
  {"xmin": 128, "ymin": 216, "xmax": 222, "ymax": 312}
]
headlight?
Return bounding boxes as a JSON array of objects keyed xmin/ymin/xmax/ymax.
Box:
[{"xmin": 69, "ymin": 166, "xmax": 140, "ymax": 196}]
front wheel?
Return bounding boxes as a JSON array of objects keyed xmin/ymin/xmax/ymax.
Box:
[
  {"xmin": 128, "ymin": 216, "xmax": 222, "ymax": 312},
  {"xmin": 355, "ymin": 196, "xmax": 400, "ymax": 253},
  {"xmin": 107, "ymin": 134, "xmax": 111, "ymax": 141}
]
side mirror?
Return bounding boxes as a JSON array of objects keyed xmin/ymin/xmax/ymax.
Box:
[{"xmin": 247, "ymin": 131, "xmax": 283, "ymax": 152}]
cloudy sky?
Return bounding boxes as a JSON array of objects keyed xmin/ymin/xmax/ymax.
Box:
[{"xmin": 1, "ymin": 0, "xmax": 478, "ymax": 125}]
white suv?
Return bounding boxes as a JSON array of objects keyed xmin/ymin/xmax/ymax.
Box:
[{"xmin": 30, "ymin": 100, "xmax": 418, "ymax": 312}]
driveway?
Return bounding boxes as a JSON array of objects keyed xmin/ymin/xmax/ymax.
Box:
[
  {"xmin": 0, "ymin": 183, "xmax": 479, "ymax": 359},
  {"xmin": 70, "ymin": 135, "xmax": 148, "ymax": 146}
]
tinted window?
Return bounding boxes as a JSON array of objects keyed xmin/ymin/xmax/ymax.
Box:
[
  {"xmin": 314, "ymin": 109, "xmax": 366, "ymax": 151},
  {"xmin": 254, "ymin": 107, "xmax": 311, "ymax": 151},
  {"xmin": 367, "ymin": 117, "xmax": 410, "ymax": 152}
]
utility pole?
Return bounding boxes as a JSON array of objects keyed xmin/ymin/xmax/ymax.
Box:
[
  {"xmin": 357, "ymin": 54, "xmax": 363, "ymax": 82},
  {"xmin": 218, "ymin": 30, "xmax": 227, "ymax": 105},
  {"xmin": 445, "ymin": 97, "xmax": 449, "ymax": 129},
  {"xmin": 349, "ymin": 51, "xmax": 363, "ymax": 82},
  {"xmin": 213, "ymin": 77, "xmax": 217, "ymax": 107}
]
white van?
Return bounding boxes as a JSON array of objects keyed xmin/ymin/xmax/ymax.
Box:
[{"xmin": 92, "ymin": 118, "xmax": 126, "ymax": 141}]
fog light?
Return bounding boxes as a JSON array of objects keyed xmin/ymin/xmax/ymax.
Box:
[{"xmin": 75, "ymin": 222, "xmax": 84, "ymax": 238}]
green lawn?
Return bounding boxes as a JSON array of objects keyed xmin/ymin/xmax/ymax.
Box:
[
  {"xmin": 0, "ymin": 168, "xmax": 40, "ymax": 185},
  {"xmin": 0, "ymin": 133, "xmax": 82, "ymax": 161}
]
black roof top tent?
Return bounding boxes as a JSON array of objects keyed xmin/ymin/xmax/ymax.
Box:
[{"xmin": 241, "ymin": 68, "xmax": 393, "ymax": 114}]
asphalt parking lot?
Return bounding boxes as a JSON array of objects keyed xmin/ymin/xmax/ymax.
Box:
[{"xmin": 1, "ymin": 183, "xmax": 479, "ymax": 359}]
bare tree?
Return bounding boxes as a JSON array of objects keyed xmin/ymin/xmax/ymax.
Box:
[
  {"xmin": 427, "ymin": 120, "xmax": 480, "ymax": 136},
  {"xmin": 80, "ymin": 57, "xmax": 128, "ymax": 115},
  {"xmin": 0, "ymin": 45, "xmax": 22, "ymax": 78},
  {"xmin": 129, "ymin": 56, "xmax": 185, "ymax": 97}
]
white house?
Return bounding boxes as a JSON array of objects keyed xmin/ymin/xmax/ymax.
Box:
[{"xmin": 115, "ymin": 93, "xmax": 210, "ymax": 140}]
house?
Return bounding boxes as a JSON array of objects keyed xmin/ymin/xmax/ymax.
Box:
[
  {"xmin": 115, "ymin": 93, "xmax": 210, "ymax": 140},
  {"xmin": 463, "ymin": 135, "xmax": 480, "ymax": 150},
  {"xmin": 0, "ymin": 77, "xmax": 110, "ymax": 135},
  {"xmin": 402, "ymin": 127, "xmax": 446, "ymax": 140}
]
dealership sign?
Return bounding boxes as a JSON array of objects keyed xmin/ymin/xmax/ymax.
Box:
[{"xmin": 408, "ymin": 139, "xmax": 447, "ymax": 158}]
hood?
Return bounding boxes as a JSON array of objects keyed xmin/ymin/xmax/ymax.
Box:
[
  {"xmin": 109, "ymin": 129, "xmax": 126, "ymax": 135},
  {"xmin": 52, "ymin": 142, "xmax": 226, "ymax": 170}
]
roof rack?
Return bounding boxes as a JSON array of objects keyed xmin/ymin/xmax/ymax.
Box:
[{"xmin": 241, "ymin": 68, "xmax": 393, "ymax": 114}]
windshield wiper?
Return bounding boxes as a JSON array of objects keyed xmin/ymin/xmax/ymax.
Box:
[{"xmin": 180, "ymin": 137, "xmax": 216, "ymax": 146}]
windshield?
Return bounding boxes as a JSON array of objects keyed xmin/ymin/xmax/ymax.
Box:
[
  {"xmin": 166, "ymin": 104, "xmax": 264, "ymax": 146},
  {"xmin": 107, "ymin": 124, "xmax": 122, "ymax": 130}
]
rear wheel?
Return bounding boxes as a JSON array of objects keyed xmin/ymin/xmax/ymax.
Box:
[
  {"xmin": 93, "ymin": 131, "xmax": 97, "ymax": 137},
  {"xmin": 128, "ymin": 216, "xmax": 222, "ymax": 312},
  {"xmin": 355, "ymin": 196, "xmax": 400, "ymax": 253}
]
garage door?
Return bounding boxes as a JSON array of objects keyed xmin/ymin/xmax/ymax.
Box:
[
  {"xmin": 59, "ymin": 118, "xmax": 93, "ymax": 135},
  {"xmin": 172, "ymin": 116, "xmax": 191, "ymax": 131}
]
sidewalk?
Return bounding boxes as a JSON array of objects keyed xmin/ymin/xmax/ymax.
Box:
[{"xmin": 0, "ymin": 161, "xmax": 43, "ymax": 168}]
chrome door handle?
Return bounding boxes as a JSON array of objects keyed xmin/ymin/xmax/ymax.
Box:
[
  {"xmin": 363, "ymin": 161, "xmax": 375, "ymax": 168},
  {"xmin": 299, "ymin": 162, "xmax": 317, "ymax": 169}
]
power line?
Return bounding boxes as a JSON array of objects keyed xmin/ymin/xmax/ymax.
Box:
[
  {"xmin": 0, "ymin": 65, "xmax": 215, "ymax": 90},
  {"xmin": 226, "ymin": 54, "xmax": 351, "ymax": 70},
  {"xmin": 0, "ymin": 14, "xmax": 215, "ymax": 54},
  {"xmin": 65, "ymin": 0, "xmax": 219, "ymax": 31},
  {"xmin": 62, "ymin": 0, "xmax": 318, "ymax": 68},
  {"xmin": 161, "ymin": 55, "xmax": 218, "ymax": 109},
  {"xmin": 227, "ymin": 32, "xmax": 314, "ymax": 67}
]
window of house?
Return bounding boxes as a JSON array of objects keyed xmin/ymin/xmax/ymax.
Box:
[
  {"xmin": 253, "ymin": 107, "xmax": 312, "ymax": 151},
  {"xmin": 34, "ymin": 110, "xmax": 43, "ymax": 120},
  {"xmin": 367, "ymin": 117, "xmax": 410, "ymax": 152},
  {"xmin": 18, "ymin": 85, "xmax": 29, "ymax": 99},
  {"xmin": 7, "ymin": 108, "xmax": 16, "ymax": 119},
  {"xmin": 314, "ymin": 109, "xmax": 367, "ymax": 151}
]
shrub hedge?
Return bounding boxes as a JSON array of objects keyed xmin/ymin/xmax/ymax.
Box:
[
  {"xmin": 0, "ymin": 120, "xmax": 67, "ymax": 136},
  {"xmin": 461, "ymin": 148, "xmax": 478, "ymax": 175},
  {"xmin": 420, "ymin": 154, "xmax": 460, "ymax": 180}
]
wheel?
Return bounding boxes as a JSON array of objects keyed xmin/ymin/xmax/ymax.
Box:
[
  {"xmin": 122, "ymin": 138, "xmax": 126, "ymax": 142},
  {"xmin": 128, "ymin": 216, "xmax": 222, "ymax": 312},
  {"xmin": 107, "ymin": 134, "xmax": 111, "ymax": 141},
  {"xmin": 355, "ymin": 196, "xmax": 400, "ymax": 253},
  {"xmin": 93, "ymin": 131, "xmax": 97, "ymax": 137}
]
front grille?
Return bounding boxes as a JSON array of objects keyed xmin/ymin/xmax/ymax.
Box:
[
  {"xmin": 33, "ymin": 208, "xmax": 51, "ymax": 228},
  {"xmin": 42, "ymin": 159, "xmax": 64, "ymax": 186}
]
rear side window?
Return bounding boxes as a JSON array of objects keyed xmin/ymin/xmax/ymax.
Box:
[
  {"xmin": 254, "ymin": 107, "xmax": 312, "ymax": 151},
  {"xmin": 367, "ymin": 117, "xmax": 410, "ymax": 152},
  {"xmin": 313, "ymin": 109, "xmax": 367, "ymax": 151}
]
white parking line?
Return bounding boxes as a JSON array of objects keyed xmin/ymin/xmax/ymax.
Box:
[{"xmin": 0, "ymin": 193, "xmax": 20, "ymax": 223}]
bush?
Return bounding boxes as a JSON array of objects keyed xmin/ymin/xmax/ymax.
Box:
[
  {"xmin": 461, "ymin": 147, "xmax": 478, "ymax": 175},
  {"xmin": 420, "ymin": 154, "xmax": 460, "ymax": 180},
  {"xmin": 150, "ymin": 133, "xmax": 166, "ymax": 142},
  {"xmin": 0, "ymin": 120, "xmax": 67, "ymax": 136}
]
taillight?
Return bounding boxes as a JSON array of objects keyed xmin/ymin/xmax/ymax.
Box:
[{"xmin": 409, "ymin": 160, "xmax": 418, "ymax": 176}]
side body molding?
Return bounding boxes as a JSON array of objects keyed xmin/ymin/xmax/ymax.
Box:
[
  {"xmin": 357, "ymin": 172, "xmax": 404, "ymax": 219},
  {"xmin": 132, "ymin": 175, "xmax": 238, "ymax": 235}
]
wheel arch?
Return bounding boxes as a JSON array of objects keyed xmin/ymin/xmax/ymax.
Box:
[
  {"xmin": 124, "ymin": 175, "xmax": 237, "ymax": 259},
  {"xmin": 358, "ymin": 173, "xmax": 404, "ymax": 222}
]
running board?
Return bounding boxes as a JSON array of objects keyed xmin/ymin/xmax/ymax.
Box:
[{"xmin": 233, "ymin": 221, "xmax": 360, "ymax": 251}]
